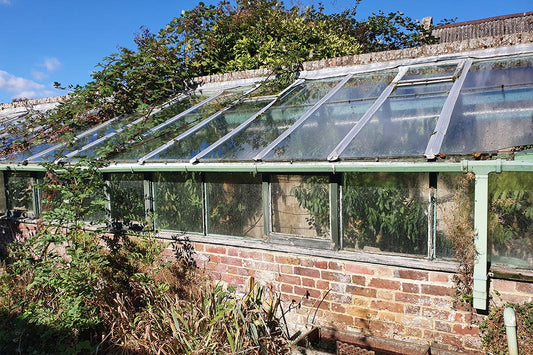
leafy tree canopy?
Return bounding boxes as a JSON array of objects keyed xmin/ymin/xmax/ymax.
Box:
[{"xmin": 2, "ymin": 0, "xmax": 439, "ymax": 156}]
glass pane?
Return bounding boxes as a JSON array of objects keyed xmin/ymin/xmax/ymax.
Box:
[
  {"xmin": 271, "ymin": 174, "xmax": 330, "ymax": 239},
  {"xmin": 435, "ymin": 173, "xmax": 475, "ymax": 259},
  {"xmin": 401, "ymin": 63, "xmax": 457, "ymax": 81},
  {"xmin": 442, "ymin": 55, "xmax": 533, "ymax": 154},
  {"xmin": 0, "ymin": 172, "xmax": 6, "ymax": 215},
  {"xmin": 148, "ymin": 99, "xmax": 270, "ymax": 161},
  {"xmin": 105, "ymin": 87, "xmax": 251, "ymax": 161},
  {"xmin": 263, "ymin": 71, "xmax": 397, "ymax": 161},
  {"xmin": 200, "ymin": 77, "xmax": 344, "ymax": 161},
  {"xmin": 342, "ymin": 173, "xmax": 429, "ymax": 256},
  {"xmin": 108, "ymin": 173, "xmax": 145, "ymax": 227},
  {"xmin": 206, "ymin": 173, "xmax": 262, "ymax": 238},
  {"xmin": 489, "ymin": 172, "xmax": 533, "ymax": 269},
  {"xmin": 154, "ymin": 172, "xmax": 203, "ymax": 233},
  {"xmin": 6, "ymin": 172, "xmax": 34, "ymax": 217},
  {"xmin": 341, "ymin": 81, "xmax": 453, "ymax": 159}
]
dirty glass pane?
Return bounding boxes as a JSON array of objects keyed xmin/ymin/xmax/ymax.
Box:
[
  {"xmin": 401, "ymin": 63, "xmax": 457, "ymax": 81},
  {"xmin": 435, "ymin": 173, "xmax": 475, "ymax": 259},
  {"xmin": 147, "ymin": 98, "xmax": 270, "ymax": 161},
  {"xmin": 341, "ymin": 81, "xmax": 453, "ymax": 159},
  {"xmin": 200, "ymin": 77, "xmax": 344, "ymax": 161},
  {"xmin": 109, "ymin": 87, "xmax": 252, "ymax": 161},
  {"xmin": 271, "ymin": 174, "xmax": 330, "ymax": 239},
  {"xmin": 489, "ymin": 172, "xmax": 533, "ymax": 269},
  {"xmin": 108, "ymin": 173, "xmax": 145, "ymax": 228},
  {"xmin": 263, "ymin": 71, "xmax": 397, "ymax": 161},
  {"xmin": 154, "ymin": 172, "xmax": 203, "ymax": 233},
  {"xmin": 6, "ymin": 172, "xmax": 34, "ymax": 217},
  {"xmin": 442, "ymin": 55, "xmax": 533, "ymax": 155},
  {"xmin": 206, "ymin": 173, "xmax": 262, "ymax": 238},
  {"xmin": 342, "ymin": 173, "xmax": 429, "ymax": 256},
  {"xmin": 0, "ymin": 172, "xmax": 6, "ymax": 215}
]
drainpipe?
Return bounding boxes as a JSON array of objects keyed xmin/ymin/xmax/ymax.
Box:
[
  {"xmin": 504, "ymin": 307, "xmax": 519, "ymax": 355},
  {"xmin": 472, "ymin": 172, "xmax": 489, "ymax": 310}
]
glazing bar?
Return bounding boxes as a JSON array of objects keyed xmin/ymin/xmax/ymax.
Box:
[
  {"xmin": 424, "ymin": 59, "xmax": 472, "ymax": 159},
  {"xmin": 253, "ymin": 74, "xmax": 353, "ymax": 161},
  {"xmin": 327, "ymin": 67, "xmax": 407, "ymax": 161}
]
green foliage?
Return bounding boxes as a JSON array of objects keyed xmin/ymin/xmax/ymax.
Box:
[
  {"xmin": 489, "ymin": 172, "xmax": 533, "ymax": 267},
  {"xmin": 1, "ymin": 0, "xmax": 437, "ymax": 160},
  {"xmin": 290, "ymin": 175, "xmax": 330, "ymax": 238},
  {"xmin": 342, "ymin": 172, "xmax": 428, "ymax": 254},
  {"xmin": 480, "ymin": 302, "xmax": 533, "ymax": 354}
]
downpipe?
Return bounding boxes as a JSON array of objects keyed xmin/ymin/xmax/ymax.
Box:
[{"xmin": 504, "ymin": 307, "xmax": 519, "ymax": 355}]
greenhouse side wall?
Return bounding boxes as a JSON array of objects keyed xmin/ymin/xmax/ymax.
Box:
[{"xmin": 157, "ymin": 239, "xmax": 528, "ymax": 354}]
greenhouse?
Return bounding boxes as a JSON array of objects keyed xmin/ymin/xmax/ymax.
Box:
[{"xmin": 1, "ymin": 39, "xmax": 533, "ymax": 323}]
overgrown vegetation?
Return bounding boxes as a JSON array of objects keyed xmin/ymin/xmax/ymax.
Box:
[
  {"xmin": 1, "ymin": 0, "xmax": 441, "ymax": 160},
  {"xmin": 480, "ymin": 302, "xmax": 533, "ymax": 354},
  {"xmin": 0, "ymin": 161, "xmax": 295, "ymax": 354}
]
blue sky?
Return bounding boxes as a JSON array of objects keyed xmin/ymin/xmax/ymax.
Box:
[{"xmin": 0, "ymin": 0, "xmax": 530, "ymax": 103}]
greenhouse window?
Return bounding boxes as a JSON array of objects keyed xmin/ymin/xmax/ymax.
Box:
[
  {"xmin": 268, "ymin": 174, "xmax": 335, "ymax": 248},
  {"xmin": 107, "ymin": 173, "xmax": 147, "ymax": 230},
  {"xmin": 489, "ymin": 171, "xmax": 533, "ymax": 269},
  {"xmin": 154, "ymin": 171, "xmax": 203, "ymax": 233},
  {"xmin": 5, "ymin": 171, "xmax": 38, "ymax": 219},
  {"xmin": 341, "ymin": 172, "xmax": 430, "ymax": 256},
  {"xmin": 206, "ymin": 172, "xmax": 263, "ymax": 238}
]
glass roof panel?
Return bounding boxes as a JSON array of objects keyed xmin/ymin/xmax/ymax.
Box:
[
  {"xmin": 340, "ymin": 79, "xmax": 454, "ymax": 159},
  {"xmin": 197, "ymin": 77, "xmax": 344, "ymax": 161},
  {"xmin": 262, "ymin": 71, "xmax": 397, "ymax": 161},
  {"xmin": 146, "ymin": 98, "xmax": 271, "ymax": 161},
  {"xmin": 32, "ymin": 94, "xmax": 204, "ymax": 162},
  {"xmin": 401, "ymin": 63, "xmax": 457, "ymax": 81},
  {"xmin": 74, "ymin": 87, "xmax": 249, "ymax": 161},
  {"xmin": 441, "ymin": 55, "xmax": 533, "ymax": 154}
]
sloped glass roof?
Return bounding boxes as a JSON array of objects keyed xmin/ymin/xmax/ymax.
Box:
[{"xmin": 1, "ymin": 47, "xmax": 532, "ymax": 166}]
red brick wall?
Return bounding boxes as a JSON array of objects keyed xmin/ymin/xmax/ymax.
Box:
[{"xmin": 162, "ymin": 241, "xmax": 531, "ymax": 354}]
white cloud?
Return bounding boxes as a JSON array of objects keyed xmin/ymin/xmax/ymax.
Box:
[
  {"xmin": 0, "ymin": 70, "xmax": 47, "ymax": 100},
  {"xmin": 43, "ymin": 57, "xmax": 62, "ymax": 72},
  {"xmin": 1, "ymin": 0, "xmax": 11, "ymax": 5},
  {"xmin": 32, "ymin": 70, "xmax": 48, "ymax": 81}
]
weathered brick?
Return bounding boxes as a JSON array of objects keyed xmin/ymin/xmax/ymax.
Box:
[
  {"xmin": 435, "ymin": 320, "xmax": 452, "ymax": 332},
  {"xmin": 276, "ymin": 255, "xmax": 300, "ymax": 265},
  {"xmin": 421, "ymin": 284, "xmax": 453, "ymax": 296},
  {"xmin": 206, "ymin": 262, "xmax": 227, "ymax": 273},
  {"xmin": 314, "ymin": 260, "xmax": 328, "ymax": 269},
  {"xmin": 220, "ymin": 256, "xmax": 243, "ymax": 267},
  {"xmin": 280, "ymin": 274, "xmax": 301, "ymax": 286},
  {"xmin": 227, "ymin": 247, "xmax": 239, "ymax": 257},
  {"xmin": 262, "ymin": 253, "xmax": 275, "ymax": 262},
  {"xmin": 395, "ymin": 269, "xmax": 429, "ymax": 281},
  {"xmin": 375, "ymin": 289, "xmax": 394, "ymax": 301},
  {"xmin": 280, "ymin": 264, "xmax": 293, "ymax": 274},
  {"xmin": 346, "ymin": 285, "xmax": 377, "ymax": 298},
  {"xmin": 253, "ymin": 261, "xmax": 279, "ymax": 272},
  {"xmin": 227, "ymin": 265, "xmax": 248, "ymax": 276},
  {"xmin": 516, "ymin": 281, "xmax": 533, "ymax": 294},
  {"xmin": 395, "ymin": 292, "xmax": 431, "ymax": 306},
  {"xmin": 300, "ymin": 258, "xmax": 315, "ymax": 268},
  {"xmin": 294, "ymin": 286, "xmax": 321, "ymax": 299},
  {"xmin": 328, "ymin": 261, "xmax": 343, "ymax": 271},
  {"xmin": 221, "ymin": 273, "xmax": 244, "ymax": 285},
  {"xmin": 316, "ymin": 280, "xmax": 330, "ymax": 290},
  {"xmin": 345, "ymin": 263, "xmax": 375, "ymax": 275},
  {"xmin": 330, "ymin": 282, "xmax": 346, "ymax": 293},
  {"xmin": 294, "ymin": 266, "xmax": 320, "ymax": 278},
  {"xmin": 238, "ymin": 250, "xmax": 262, "ymax": 260},
  {"xmin": 351, "ymin": 275, "xmax": 366, "ymax": 286},
  {"xmin": 398, "ymin": 315, "xmax": 432, "ymax": 330},
  {"xmin": 421, "ymin": 308, "xmax": 452, "ymax": 321},
  {"xmin": 331, "ymin": 303, "xmax": 346, "ymax": 314},
  {"xmin": 402, "ymin": 282, "xmax": 420, "ymax": 294},
  {"xmin": 280, "ymin": 283, "xmax": 293, "ymax": 294},
  {"xmin": 371, "ymin": 300, "xmax": 404, "ymax": 313},
  {"xmin": 429, "ymin": 272, "xmax": 450, "ymax": 283},
  {"xmin": 368, "ymin": 278, "xmax": 401, "ymax": 290},
  {"xmin": 321, "ymin": 270, "xmax": 351, "ymax": 283},
  {"xmin": 329, "ymin": 292, "xmax": 352, "ymax": 304},
  {"xmin": 405, "ymin": 305, "xmax": 420, "ymax": 315},
  {"xmin": 302, "ymin": 277, "xmax": 315, "ymax": 288},
  {"xmin": 453, "ymin": 324, "xmax": 480, "ymax": 336},
  {"xmin": 205, "ymin": 245, "xmax": 227, "ymax": 254}
]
